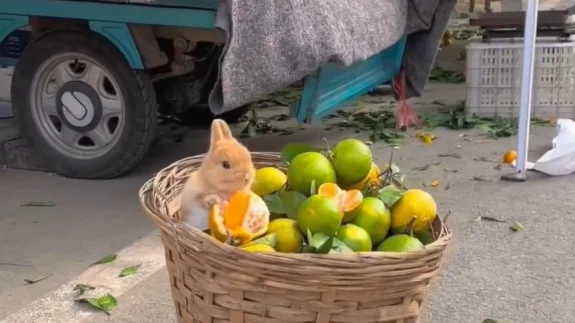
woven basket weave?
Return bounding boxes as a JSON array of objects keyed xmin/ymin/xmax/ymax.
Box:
[{"xmin": 139, "ymin": 152, "xmax": 452, "ymax": 323}]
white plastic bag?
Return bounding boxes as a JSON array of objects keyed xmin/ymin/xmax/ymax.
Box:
[{"xmin": 527, "ymin": 119, "xmax": 575, "ymax": 176}]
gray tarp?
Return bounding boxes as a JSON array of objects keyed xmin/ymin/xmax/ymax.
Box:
[{"xmin": 209, "ymin": 0, "xmax": 457, "ymax": 115}]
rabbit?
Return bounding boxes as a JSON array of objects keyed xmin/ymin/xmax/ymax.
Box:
[{"xmin": 180, "ymin": 119, "xmax": 256, "ymax": 230}]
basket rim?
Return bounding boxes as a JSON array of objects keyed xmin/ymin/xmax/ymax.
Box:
[{"xmin": 139, "ymin": 152, "xmax": 453, "ymax": 260}]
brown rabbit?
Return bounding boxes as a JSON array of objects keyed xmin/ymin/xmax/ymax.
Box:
[{"xmin": 180, "ymin": 119, "xmax": 256, "ymax": 230}]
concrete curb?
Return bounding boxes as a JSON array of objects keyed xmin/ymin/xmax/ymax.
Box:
[{"xmin": 0, "ymin": 231, "xmax": 167, "ymax": 323}]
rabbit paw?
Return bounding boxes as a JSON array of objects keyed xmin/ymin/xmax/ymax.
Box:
[{"xmin": 202, "ymin": 194, "xmax": 223, "ymax": 209}]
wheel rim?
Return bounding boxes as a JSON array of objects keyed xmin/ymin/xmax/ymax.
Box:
[{"xmin": 30, "ymin": 53, "xmax": 125, "ymax": 159}]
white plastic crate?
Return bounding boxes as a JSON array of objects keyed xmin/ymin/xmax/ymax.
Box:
[{"xmin": 466, "ymin": 37, "xmax": 575, "ymax": 120}]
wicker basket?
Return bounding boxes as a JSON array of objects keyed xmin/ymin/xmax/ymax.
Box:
[{"xmin": 139, "ymin": 152, "xmax": 452, "ymax": 323}]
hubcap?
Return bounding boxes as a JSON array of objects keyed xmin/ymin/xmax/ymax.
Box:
[{"xmin": 30, "ymin": 54, "xmax": 125, "ymax": 159}]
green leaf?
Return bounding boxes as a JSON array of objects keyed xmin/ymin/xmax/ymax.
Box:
[
  {"xmin": 24, "ymin": 273, "xmax": 51, "ymax": 284},
  {"xmin": 242, "ymin": 233, "xmax": 278, "ymax": 248},
  {"xmin": 280, "ymin": 143, "xmax": 322, "ymax": 163},
  {"xmin": 315, "ymin": 236, "xmax": 334, "ymax": 254},
  {"xmin": 308, "ymin": 233, "xmax": 334, "ymax": 254},
  {"xmin": 92, "ymin": 254, "xmax": 117, "ymax": 265},
  {"xmin": 73, "ymin": 284, "xmax": 95, "ymax": 296},
  {"xmin": 510, "ymin": 222, "xmax": 524, "ymax": 232},
  {"xmin": 264, "ymin": 193, "xmax": 285, "ymax": 214},
  {"xmin": 97, "ymin": 294, "xmax": 117, "ymax": 314},
  {"xmin": 77, "ymin": 297, "xmax": 103, "ymax": 311},
  {"xmin": 309, "ymin": 180, "xmax": 317, "ymax": 196},
  {"xmin": 119, "ymin": 264, "xmax": 141, "ymax": 278},
  {"xmin": 21, "ymin": 201, "xmax": 55, "ymax": 207},
  {"xmin": 482, "ymin": 319, "xmax": 510, "ymax": 323},
  {"xmin": 306, "ymin": 229, "xmax": 314, "ymax": 245},
  {"xmin": 279, "ymin": 190, "xmax": 307, "ymax": 220},
  {"xmin": 378, "ymin": 185, "xmax": 405, "ymax": 208},
  {"xmin": 300, "ymin": 245, "xmax": 316, "ymax": 253},
  {"xmin": 415, "ymin": 231, "xmax": 434, "ymax": 245},
  {"xmin": 330, "ymin": 238, "xmax": 354, "ymax": 253}
]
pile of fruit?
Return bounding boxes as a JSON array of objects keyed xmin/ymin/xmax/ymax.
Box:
[{"xmin": 208, "ymin": 138, "xmax": 440, "ymax": 254}]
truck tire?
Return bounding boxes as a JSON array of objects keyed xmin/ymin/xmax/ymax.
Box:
[{"xmin": 11, "ymin": 29, "xmax": 157, "ymax": 179}]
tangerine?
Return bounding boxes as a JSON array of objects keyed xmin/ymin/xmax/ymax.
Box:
[
  {"xmin": 390, "ymin": 189, "xmax": 437, "ymax": 234},
  {"xmin": 350, "ymin": 197, "xmax": 391, "ymax": 245},
  {"xmin": 376, "ymin": 234, "xmax": 424, "ymax": 252},
  {"xmin": 336, "ymin": 224, "xmax": 372, "ymax": 252},
  {"xmin": 287, "ymin": 152, "xmax": 336, "ymax": 195},
  {"xmin": 209, "ymin": 190, "xmax": 270, "ymax": 244},
  {"xmin": 266, "ymin": 218, "xmax": 303, "ymax": 253},
  {"xmin": 330, "ymin": 139, "xmax": 373, "ymax": 186},
  {"xmin": 251, "ymin": 167, "xmax": 287, "ymax": 197},
  {"xmin": 295, "ymin": 195, "xmax": 343, "ymax": 236},
  {"xmin": 502, "ymin": 150, "xmax": 517, "ymax": 164}
]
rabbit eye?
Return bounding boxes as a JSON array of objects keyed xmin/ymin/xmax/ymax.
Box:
[{"xmin": 222, "ymin": 161, "xmax": 231, "ymax": 169}]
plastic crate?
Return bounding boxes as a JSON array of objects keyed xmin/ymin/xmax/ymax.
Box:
[{"xmin": 466, "ymin": 37, "xmax": 575, "ymax": 120}]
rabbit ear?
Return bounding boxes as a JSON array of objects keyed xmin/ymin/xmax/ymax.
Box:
[
  {"xmin": 216, "ymin": 119, "xmax": 233, "ymax": 139},
  {"xmin": 209, "ymin": 119, "xmax": 233, "ymax": 150}
]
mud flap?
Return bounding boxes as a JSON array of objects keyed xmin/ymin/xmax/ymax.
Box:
[{"xmin": 291, "ymin": 37, "xmax": 406, "ymax": 124}]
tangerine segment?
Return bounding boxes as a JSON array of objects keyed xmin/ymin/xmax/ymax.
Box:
[
  {"xmin": 209, "ymin": 190, "xmax": 270, "ymax": 244},
  {"xmin": 317, "ymin": 182, "xmax": 342, "ymax": 197},
  {"xmin": 317, "ymin": 183, "xmax": 363, "ymax": 212}
]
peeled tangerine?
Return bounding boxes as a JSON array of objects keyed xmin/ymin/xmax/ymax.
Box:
[
  {"xmin": 344, "ymin": 163, "xmax": 381, "ymax": 190},
  {"xmin": 317, "ymin": 183, "xmax": 363, "ymax": 222},
  {"xmin": 208, "ymin": 190, "xmax": 270, "ymax": 245}
]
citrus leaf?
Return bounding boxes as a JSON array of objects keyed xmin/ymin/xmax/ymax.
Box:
[
  {"xmin": 510, "ymin": 222, "xmax": 524, "ymax": 232},
  {"xmin": 73, "ymin": 284, "xmax": 95, "ymax": 296},
  {"xmin": 306, "ymin": 229, "xmax": 314, "ymax": 245},
  {"xmin": 24, "ymin": 273, "xmax": 51, "ymax": 284},
  {"xmin": 378, "ymin": 185, "xmax": 405, "ymax": 208},
  {"xmin": 242, "ymin": 233, "xmax": 277, "ymax": 248},
  {"xmin": 77, "ymin": 297, "xmax": 103, "ymax": 311},
  {"xmin": 263, "ymin": 193, "xmax": 284, "ymax": 214},
  {"xmin": 119, "ymin": 264, "xmax": 141, "ymax": 278},
  {"xmin": 309, "ymin": 232, "xmax": 332, "ymax": 254},
  {"xmin": 415, "ymin": 231, "xmax": 434, "ymax": 245},
  {"xmin": 300, "ymin": 245, "xmax": 316, "ymax": 253},
  {"xmin": 280, "ymin": 143, "xmax": 322, "ymax": 163},
  {"xmin": 316, "ymin": 236, "xmax": 334, "ymax": 254},
  {"xmin": 279, "ymin": 190, "xmax": 307, "ymax": 220},
  {"xmin": 21, "ymin": 201, "xmax": 55, "ymax": 207},
  {"xmin": 330, "ymin": 238, "xmax": 354, "ymax": 253},
  {"xmin": 97, "ymin": 294, "xmax": 117, "ymax": 315},
  {"xmin": 309, "ymin": 180, "xmax": 317, "ymax": 196},
  {"xmin": 92, "ymin": 254, "xmax": 117, "ymax": 265}
]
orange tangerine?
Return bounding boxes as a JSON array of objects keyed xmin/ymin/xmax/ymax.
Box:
[
  {"xmin": 502, "ymin": 150, "xmax": 517, "ymax": 164},
  {"xmin": 209, "ymin": 190, "xmax": 270, "ymax": 245},
  {"xmin": 318, "ymin": 183, "xmax": 363, "ymax": 223}
]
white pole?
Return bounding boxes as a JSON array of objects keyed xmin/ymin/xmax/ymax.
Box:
[{"xmin": 503, "ymin": 0, "xmax": 538, "ymax": 182}]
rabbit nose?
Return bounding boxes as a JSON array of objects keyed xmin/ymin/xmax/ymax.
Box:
[{"xmin": 245, "ymin": 173, "xmax": 250, "ymax": 183}]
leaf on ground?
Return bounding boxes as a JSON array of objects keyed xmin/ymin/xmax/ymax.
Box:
[
  {"xmin": 474, "ymin": 216, "xmax": 506, "ymax": 223},
  {"xmin": 412, "ymin": 164, "xmax": 430, "ymax": 171},
  {"xmin": 472, "ymin": 176, "xmax": 491, "ymax": 182},
  {"xmin": 73, "ymin": 284, "xmax": 96, "ymax": 296},
  {"xmin": 444, "ymin": 168, "xmax": 459, "ymax": 173},
  {"xmin": 21, "ymin": 201, "xmax": 55, "ymax": 207},
  {"xmin": 119, "ymin": 264, "xmax": 141, "ymax": 278},
  {"xmin": 77, "ymin": 294, "xmax": 118, "ymax": 315},
  {"xmin": 510, "ymin": 222, "xmax": 524, "ymax": 232},
  {"xmin": 438, "ymin": 152, "xmax": 462, "ymax": 159},
  {"xmin": 92, "ymin": 254, "xmax": 118, "ymax": 266},
  {"xmin": 278, "ymin": 190, "xmax": 307, "ymax": 220},
  {"xmin": 24, "ymin": 273, "xmax": 51, "ymax": 284},
  {"xmin": 431, "ymin": 180, "xmax": 440, "ymax": 188},
  {"xmin": 263, "ymin": 193, "xmax": 284, "ymax": 215},
  {"xmin": 494, "ymin": 164, "xmax": 503, "ymax": 170},
  {"xmin": 444, "ymin": 183, "xmax": 451, "ymax": 190},
  {"xmin": 482, "ymin": 319, "xmax": 510, "ymax": 323},
  {"xmin": 377, "ymin": 185, "xmax": 405, "ymax": 208}
]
